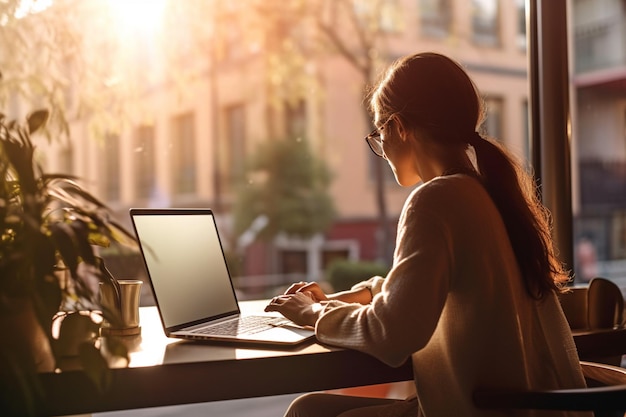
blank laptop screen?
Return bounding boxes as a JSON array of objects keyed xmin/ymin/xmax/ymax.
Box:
[{"xmin": 131, "ymin": 212, "xmax": 239, "ymax": 328}]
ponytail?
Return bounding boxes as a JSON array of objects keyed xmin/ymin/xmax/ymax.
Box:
[{"xmin": 470, "ymin": 133, "xmax": 569, "ymax": 298}]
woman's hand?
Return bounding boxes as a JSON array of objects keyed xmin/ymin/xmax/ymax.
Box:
[
  {"xmin": 264, "ymin": 292, "xmax": 322, "ymax": 327},
  {"xmin": 284, "ymin": 281, "xmax": 328, "ymax": 302}
]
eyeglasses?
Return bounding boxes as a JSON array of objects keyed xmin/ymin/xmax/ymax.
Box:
[{"xmin": 364, "ymin": 114, "xmax": 395, "ymax": 157}]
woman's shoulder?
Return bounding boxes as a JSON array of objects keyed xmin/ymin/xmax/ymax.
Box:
[
  {"xmin": 409, "ymin": 174, "xmax": 483, "ymax": 205},
  {"xmin": 402, "ymin": 174, "xmax": 492, "ymax": 227}
]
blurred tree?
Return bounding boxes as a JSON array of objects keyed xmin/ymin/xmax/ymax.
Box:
[
  {"xmin": 0, "ymin": 0, "xmax": 176, "ymax": 142},
  {"xmin": 233, "ymin": 137, "xmax": 335, "ymax": 243},
  {"xmin": 0, "ymin": 0, "xmax": 78, "ymax": 138},
  {"xmin": 245, "ymin": 0, "xmax": 402, "ymax": 265}
]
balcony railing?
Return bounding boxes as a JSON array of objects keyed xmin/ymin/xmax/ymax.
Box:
[{"xmin": 575, "ymin": 16, "xmax": 626, "ymax": 73}]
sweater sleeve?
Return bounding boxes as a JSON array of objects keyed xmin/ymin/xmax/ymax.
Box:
[
  {"xmin": 315, "ymin": 189, "xmax": 453, "ymax": 367},
  {"xmin": 351, "ymin": 276, "xmax": 385, "ymax": 296}
]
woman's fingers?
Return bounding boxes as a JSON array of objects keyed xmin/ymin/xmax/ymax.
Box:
[
  {"xmin": 296, "ymin": 282, "xmax": 327, "ymax": 301},
  {"xmin": 284, "ymin": 281, "xmax": 308, "ymax": 294}
]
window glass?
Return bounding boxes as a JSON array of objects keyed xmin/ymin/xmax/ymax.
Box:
[
  {"xmin": 13, "ymin": 1, "xmax": 533, "ymax": 301},
  {"xmin": 102, "ymin": 133, "xmax": 120, "ymax": 202},
  {"xmin": 59, "ymin": 147, "xmax": 74, "ymax": 175},
  {"xmin": 419, "ymin": 0, "xmax": 452, "ymax": 38},
  {"xmin": 571, "ymin": 0, "xmax": 626, "ymax": 288},
  {"xmin": 482, "ymin": 96, "xmax": 504, "ymax": 140},
  {"xmin": 223, "ymin": 104, "xmax": 246, "ymax": 194},
  {"xmin": 515, "ymin": 0, "xmax": 527, "ymax": 50},
  {"xmin": 134, "ymin": 124, "xmax": 156, "ymax": 200},
  {"xmin": 472, "ymin": 0, "xmax": 500, "ymax": 46},
  {"xmin": 172, "ymin": 112, "xmax": 196, "ymax": 195}
]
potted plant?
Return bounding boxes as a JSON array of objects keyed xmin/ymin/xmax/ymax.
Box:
[{"xmin": 0, "ymin": 109, "xmax": 136, "ymax": 415}]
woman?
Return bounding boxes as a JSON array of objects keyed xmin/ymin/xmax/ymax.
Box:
[{"xmin": 265, "ymin": 52, "xmax": 588, "ymax": 417}]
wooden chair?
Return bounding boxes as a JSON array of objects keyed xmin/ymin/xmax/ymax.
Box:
[
  {"xmin": 560, "ymin": 278, "xmax": 626, "ymax": 365},
  {"xmin": 560, "ymin": 277, "xmax": 625, "ymax": 331},
  {"xmin": 474, "ymin": 361, "xmax": 626, "ymax": 416},
  {"xmin": 587, "ymin": 277, "xmax": 624, "ymax": 330}
]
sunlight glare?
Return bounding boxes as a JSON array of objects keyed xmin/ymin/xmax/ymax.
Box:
[
  {"xmin": 107, "ymin": 0, "xmax": 167, "ymax": 37},
  {"xmin": 14, "ymin": 0, "xmax": 53, "ymax": 19}
]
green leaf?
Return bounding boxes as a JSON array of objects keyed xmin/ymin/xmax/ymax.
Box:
[
  {"xmin": 26, "ymin": 110, "xmax": 49, "ymax": 135},
  {"xmin": 48, "ymin": 222, "xmax": 80, "ymax": 276}
]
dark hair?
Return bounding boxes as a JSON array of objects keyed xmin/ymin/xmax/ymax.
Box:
[{"xmin": 370, "ymin": 52, "xmax": 569, "ymax": 298}]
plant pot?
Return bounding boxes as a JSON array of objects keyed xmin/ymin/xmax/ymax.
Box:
[
  {"xmin": 0, "ymin": 298, "xmax": 55, "ymax": 415},
  {"xmin": 0, "ymin": 298, "xmax": 55, "ymax": 373},
  {"xmin": 52, "ymin": 310, "xmax": 100, "ymax": 357}
]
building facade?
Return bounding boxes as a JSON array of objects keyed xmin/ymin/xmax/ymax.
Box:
[
  {"xmin": 40, "ymin": 0, "xmax": 532, "ymax": 294},
  {"xmin": 571, "ymin": 0, "xmax": 626, "ymax": 281}
]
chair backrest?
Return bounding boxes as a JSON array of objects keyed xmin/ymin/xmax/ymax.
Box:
[
  {"xmin": 559, "ymin": 278, "xmax": 625, "ymax": 331},
  {"xmin": 587, "ymin": 277, "xmax": 624, "ymax": 330},
  {"xmin": 560, "ymin": 286, "xmax": 589, "ymax": 330},
  {"xmin": 474, "ymin": 361, "xmax": 626, "ymax": 416},
  {"xmin": 581, "ymin": 361, "xmax": 626, "ymax": 386}
]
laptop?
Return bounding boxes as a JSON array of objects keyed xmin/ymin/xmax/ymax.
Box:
[{"xmin": 129, "ymin": 208, "xmax": 316, "ymax": 346}]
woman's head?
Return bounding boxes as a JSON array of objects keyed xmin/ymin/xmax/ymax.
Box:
[
  {"xmin": 370, "ymin": 52, "xmax": 483, "ymax": 145},
  {"xmin": 369, "ymin": 52, "xmax": 570, "ymax": 299}
]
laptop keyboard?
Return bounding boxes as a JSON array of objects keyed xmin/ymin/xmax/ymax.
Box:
[{"xmin": 194, "ymin": 316, "xmax": 290, "ymax": 336}]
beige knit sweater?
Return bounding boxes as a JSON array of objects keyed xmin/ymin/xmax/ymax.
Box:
[{"xmin": 315, "ymin": 174, "xmax": 590, "ymax": 416}]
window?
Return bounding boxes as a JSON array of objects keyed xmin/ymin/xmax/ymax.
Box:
[
  {"xmin": 472, "ymin": 0, "xmax": 500, "ymax": 47},
  {"xmin": 573, "ymin": 0, "xmax": 626, "ymax": 73},
  {"xmin": 419, "ymin": 0, "xmax": 452, "ymax": 38},
  {"xmin": 482, "ymin": 96, "xmax": 504, "ymax": 140},
  {"xmin": 353, "ymin": 0, "xmax": 401, "ymax": 33},
  {"xmin": 516, "ymin": 0, "xmax": 527, "ymax": 50},
  {"xmin": 102, "ymin": 133, "xmax": 121, "ymax": 202},
  {"xmin": 58, "ymin": 146, "xmax": 73, "ymax": 175},
  {"xmin": 223, "ymin": 104, "xmax": 246, "ymax": 193},
  {"xmin": 571, "ymin": 0, "xmax": 626, "ymax": 283},
  {"xmin": 171, "ymin": 112, "xmax": 196, "ymax": 195},
  {"xmin": 134, "ymin": 124, "xmax": 156, "ymax": 199}
]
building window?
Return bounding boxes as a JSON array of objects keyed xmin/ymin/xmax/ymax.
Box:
[
  {"xmin": 223, "ymin": 104, "xmax": 246, "ymax": 193},
  {"xmin": 419, "ymin": 0, "xmax": 452, "ymax": 38},
  {"xmin": 102, "ymin": 133, "xmax": 121, "ymax": 202},
  {"xmin": 516, "ymin": 0, "xmax": 526, "ymax": 50},
  {"xmin": 172, "ymin": 112, "xmax": 196, "ymax": 195},
  {"xmin": 134, "ymin": 124, "xmax": 156, "ymax": 199},
  {"xmin": 353, "ymin": 1, "xmax": 400, "ymax": 33},
  {"xmin": 472, "ymin": 0, "xmax": 500, "ymax": 47},
  {"xmin": 482, "ymin": 96, "xmax": 504, "ymax": 140},
  {"xmin": 59, "ymin": 146, "xmax": 73, "ymax": 175}
]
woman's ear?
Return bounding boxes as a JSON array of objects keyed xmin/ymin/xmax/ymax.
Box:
[{"xmin": 393, "ymin": 115, "xmax": 409, "ymax": 142}]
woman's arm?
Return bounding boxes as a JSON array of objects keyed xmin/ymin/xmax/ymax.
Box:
[{"xmin": 327, "ymin": 287, "xmax": 372, "ymax": 304}]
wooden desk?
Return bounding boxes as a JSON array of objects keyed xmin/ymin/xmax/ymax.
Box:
[
  {"xmin": 38, "ymin": 302, "xmax": 626, "ymax": 416},
  {"xmin": 39, "ymin": 302, "xmax": 414, "ymax": 416}
]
